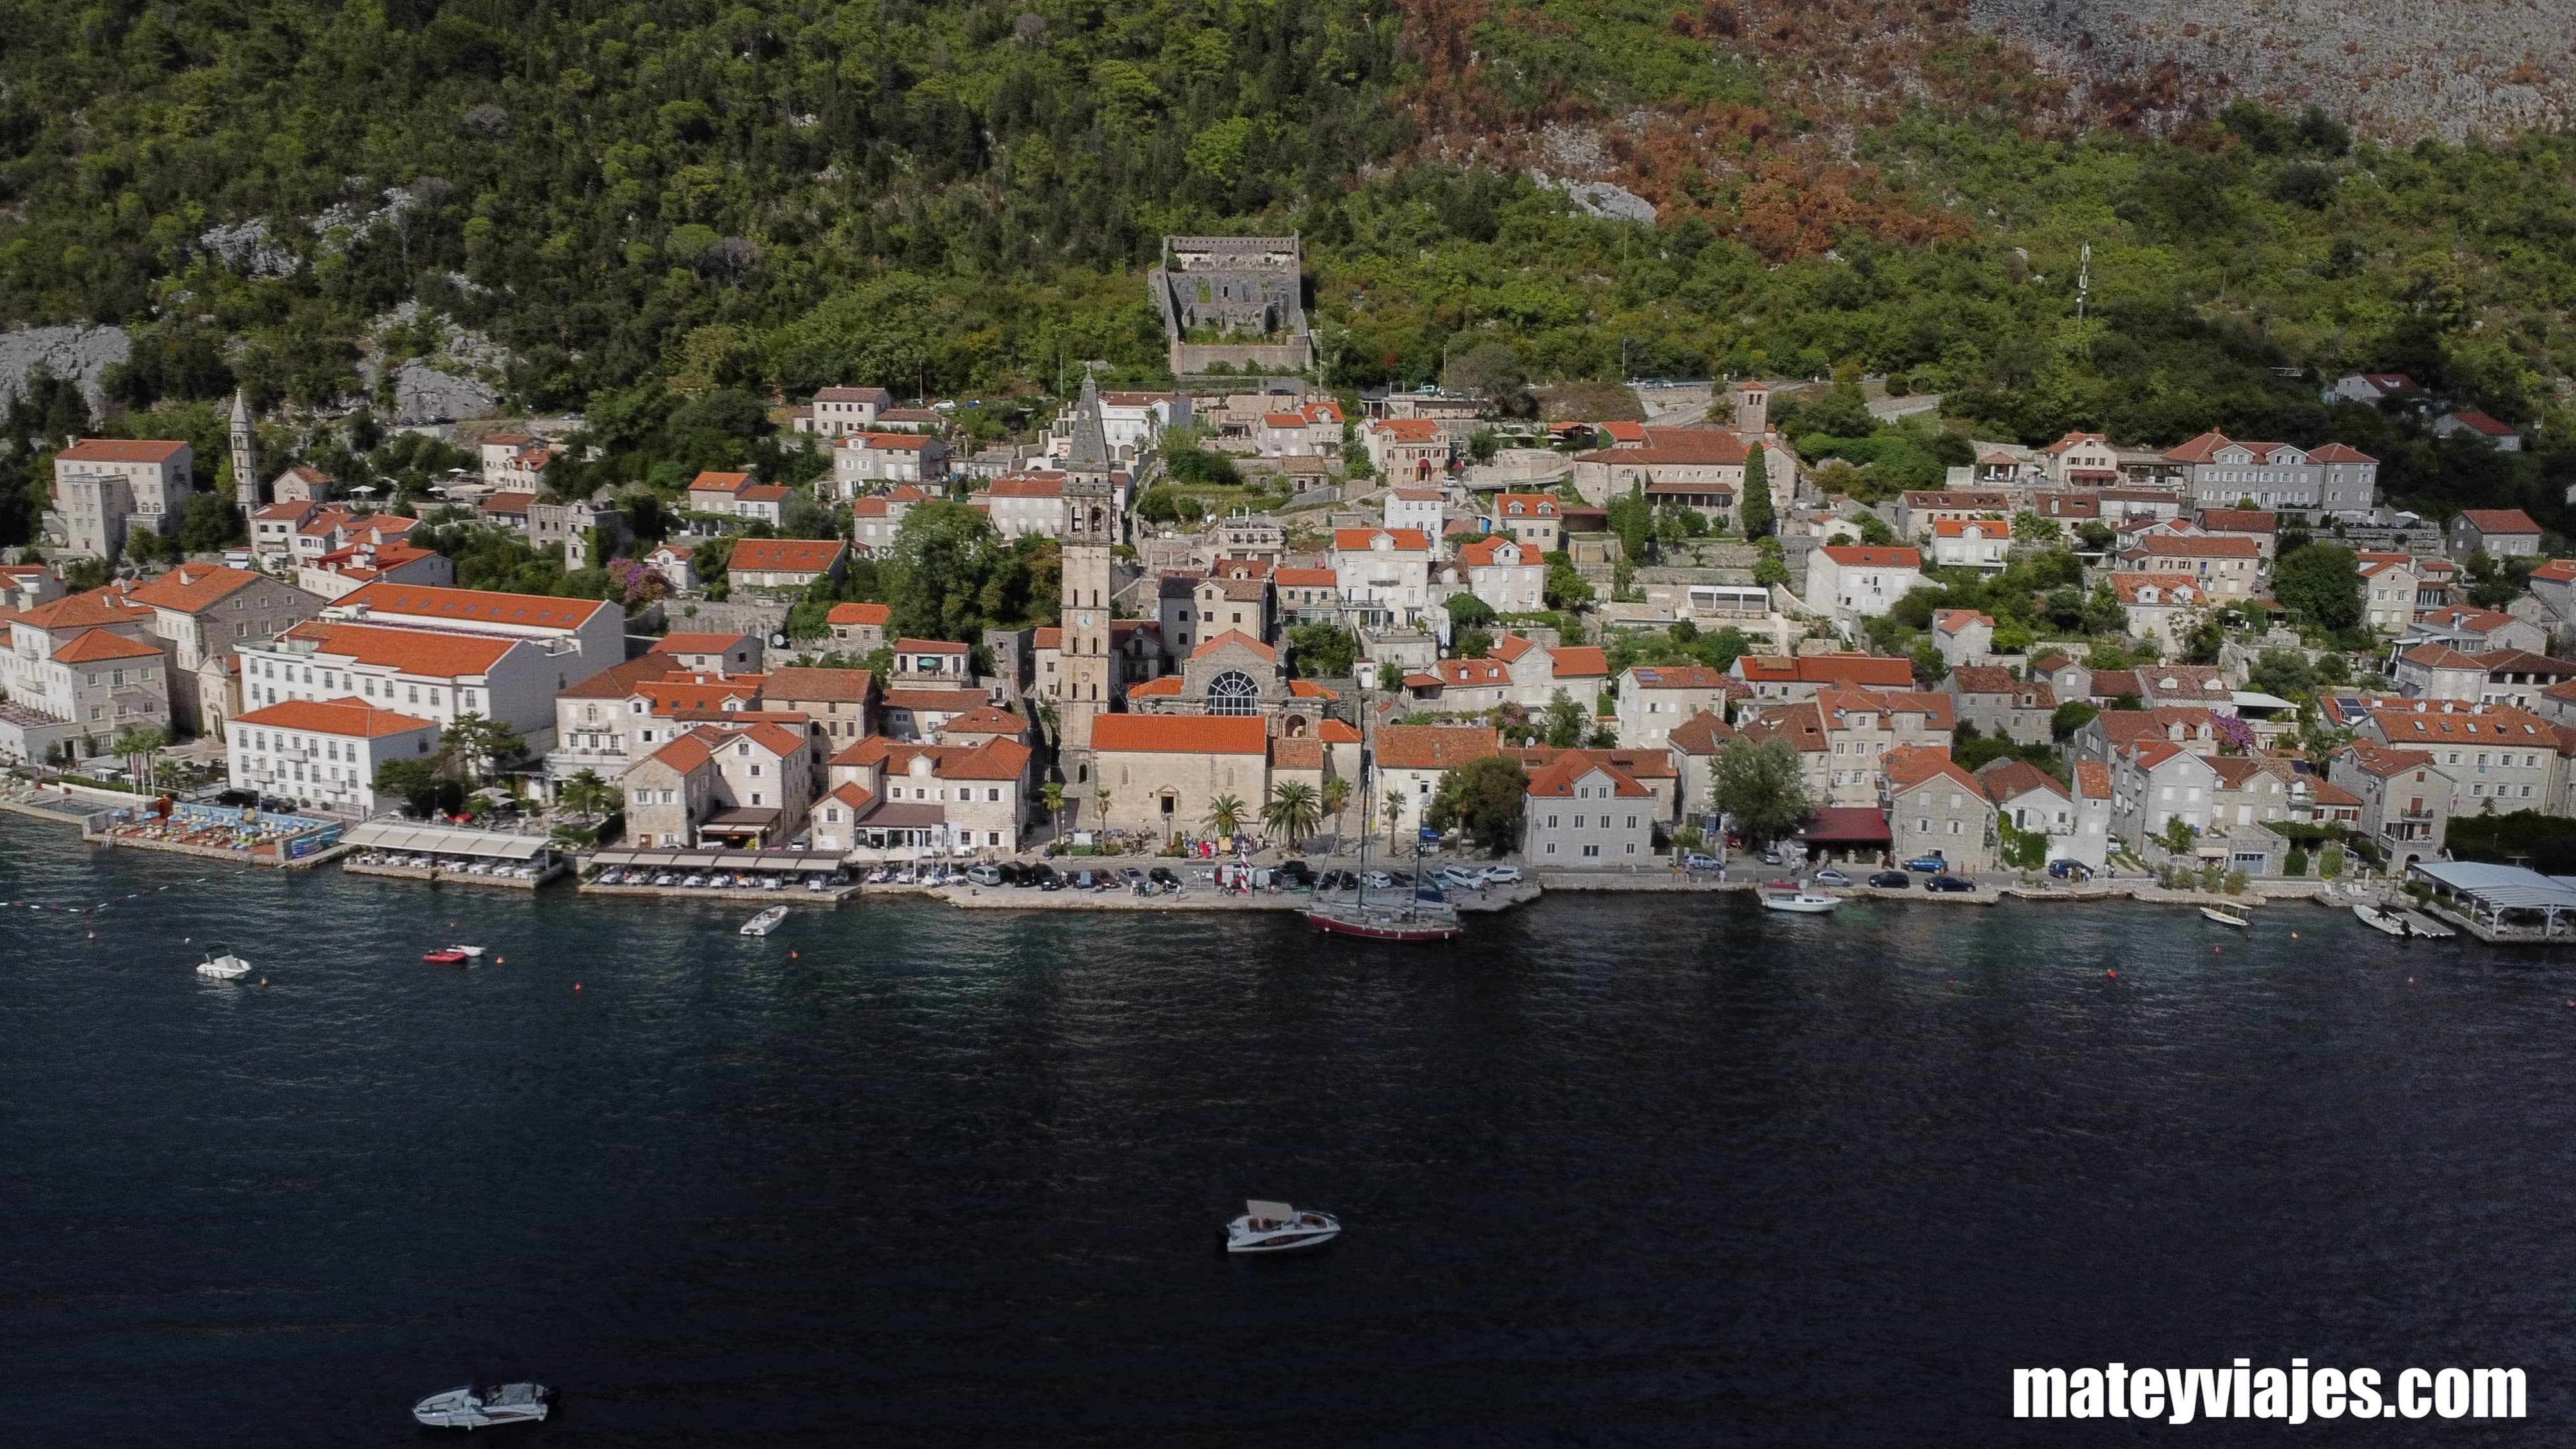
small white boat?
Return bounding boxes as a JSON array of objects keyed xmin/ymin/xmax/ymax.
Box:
[
  {"xmin": 1762, "ymin": 887, "xmax": 1843, "ymax": 914},
  {"xmin": 1226, "ymin": 1200, "xmax": 1340, "ymax": 1255},
  {"xmin": 412, "ymin": 1382, "xmax": 551, "ymax": 1428},
  {"xmin": 740, "ymin": 905, "xmax": 790, "ymax": 936},
  {"xmin": 2353, "ymin": 903, "xmax": 2410, "ymax": 938},
  {"xmin": 446, "ymin": 944, "xmax": 486, "ymax": 960},
  {"xmin": 2201, "ymin": 907, "xmax": 2249, "ymax": 928},
  {"xmin": 196, "ymin": 949, "xmax": 251, "ymax": 980}
]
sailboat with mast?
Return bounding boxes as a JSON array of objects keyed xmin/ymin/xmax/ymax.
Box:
[{"xmin": 1303, "ymin": 690, "xmax": 1464, "ymax": 943}]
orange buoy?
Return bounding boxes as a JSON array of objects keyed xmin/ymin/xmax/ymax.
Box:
[
  {"xmin": 2108, "ymin": 969, "xmax": 2117, "ymax": 978},
  {"xmin": 791, "ymin": 951, "xmax": 799, "ymax": 958},
  {"xmin": 2213, "ymin": 946, "xmax": 2222, "ymax": 954},
  {"xmin": 496, "ymin": 957, "xmax": 504, "ymax": 965},
  {"xmin": 574, "ymin": 983, "xmax": 582, "ymax": 990}
]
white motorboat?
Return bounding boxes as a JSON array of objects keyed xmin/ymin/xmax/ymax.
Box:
[
  {"xmin": 1226, "ymin": 1200, "xmax": 1340, "ymax": 1255},
  {"xmin": 740, "ymin": 905, "xmax": 790, "ymax": 936},
  {"xmin": 446, "ymin": 945, "xmax": 486, "ymax": 960},
  {"xmin": 2353, "ymin": 903, "xmax": 2410, "ymax": 938},
  {"xmin": 412, "ymin": 1382, "xmax": 551, "ymax": 1428},
  {"xmin": 196, "ymin": 949, "xmax": 251, "ymax": 980},
  {"xmin": 2201, "ymin": 907, "xmax": 2249, "ymax": 928},
  {"xmin": 1762, "ymin": 887, "xmax": 1842, "ymax": 914}
]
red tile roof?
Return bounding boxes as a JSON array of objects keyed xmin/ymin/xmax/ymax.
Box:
[
  {"xmin": 1524, "ymin": 748, "xmax": 1652, "ymax": 798},
  {"xmin": 236, "ymin": 695, "xmax": 437, "ymax": 738},
  {"xmin": 1818, "ymin": 545, "xmax": 1920, "ymax": 567},
  {"xmin": 1189, "ymin": 629, "xmax": 1274, "ymax": 661},
  {"xmin": 1090, "ymin": 714, "xmax": 1271, "ymax": 755},
  {"xmin": 1548, "ymin": 645, "xmax": 1608, "ymax": 678},
  {"xmin": 827, "ymin": 601, "xmax": 891, "ymax": 626},
  {"xmin": 1884, "ymin": 745, "xmax": 1982, "ymax": 796},
  {"xmin": 727, "ymin": 539, "xmax": 849, "ymax": 574},
  {"xmin": 121, "ymin": 564, "xmax": 264, "ymax": 613},
  {"xmin": 296, "ymin": 621, "xmax": 517, "ymax": 676},
  {"xmin": 337, "ymin": 582, "xmax": 611, "ymax": 630},
  {"xmin": 1376, "ymin": 724, "xmax": 1501, "ymax": 770},
  {"xmin": 50, "ymin": 628, "xmax": 163, "ymax": 663},
  {"xmin": 2457, "ymin": 508, "xmax": 2541, "ymax": 535},
  {"xmin": 57, "ymin": 438, "xmax": 187, "ymax": 463},
  {"xmin": 763, "ymin": 667, "xmax": 873, "ymax": 703},
  {"xmin": 1333, "ymin": 527, "xmax": 1433, "ymax": 552}
]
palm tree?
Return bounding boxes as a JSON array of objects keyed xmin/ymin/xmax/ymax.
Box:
[
  {"xmin": 1262, "ymin": 780, "xmax": 1321, "ymax": 848},
  {"xmin": 1385, "ymin": 788, "xmax": 1407, "ymax": 856},
  {"xmin": 1320, "ymin": 775, "xmax": 1352, "ymax": 857},
  {"xmin": 1204, "ymin": 792, "xmax": 1247, "ymax": 838},
  {"xmin": 1041, "ymin": 780, "xmax": 1065, "ymax": 841},
  {"xmin": 560, "ymin": 768, "xmax": 618, "ymax": 823},
  {"xmin": 110, "ymin": 725, "xmax": 165, "ymax": 791},
  {"xmin": 1094, "ymin": 786, "xmax": 1112, "ymax": 834}
]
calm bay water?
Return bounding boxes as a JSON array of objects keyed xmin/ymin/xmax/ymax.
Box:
[{"xmin": 6, "ymin": 814, "xmax": 2575, "ymax": 1446}]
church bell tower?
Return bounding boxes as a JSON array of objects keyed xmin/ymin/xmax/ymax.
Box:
[
  {"xmin": 229, "ymin": 388, "xmax": 260, "ymax": 524},
  {"xmin": 1057, "ymin": 373, "xmax": 1117, "ymax": 782}
]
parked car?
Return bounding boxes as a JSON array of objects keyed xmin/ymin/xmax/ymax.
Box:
[
  {"xmin": 1071, "ymin": 869, "xmax": 1097, "ymax": 890},
  {"xmin": 1759, "ymin": 849, "xmax": 1783, "ymax": 866},
  {"xmin": 1148, "ymin": 866, "xmax": 1182, "ymax": 890},
  {"xmin": 1868, "ymin": 871, "xmax": 1913, "ymax": 889},
  {"xmin": 1483, "ymin": 864, "xmax": 1523, "ymax": 886},
  {"xmin": 1812, "ymin": 868, "xmax": 1853, "ymax": 887},
  {"xmin": 967, "ymin": 864, "xmax": 1002, "ymax": 886},
  {"xmin": 1361, "ymin": 870, "xmax": 1394, "ymax": 889},
  {"xmin": 1681, "ymin": 852, "xmax": 1722, "ymax": 872},
  {"xmin": 1439, "ymin": 866, "xmax": 1487, "ymax": 890},
  {"xmin": 1034, "ymin": 865, "xmax": 1063, "ymax": 891},
  {"xmin": 1314, "ymin": 869, "xmax": 1347, "ymax": 891},
  {"xmin": 2048, "ymin": 858, "xmax": 2095, "ymax": 881},
  {"xmin": 1902, "ymin": 855, "xmax": 1949, "ymax": 873},
  {"xmin": 1925, "ymin": 873, "xmax": 1976, "ymax": 893},
  {"xmin": 1276, "ymin": 860, "xmax": 1314, "ymax": 888},
  {"xmin": 996, "ymin": 862, "xmax": 1028, "ymax": 887}
]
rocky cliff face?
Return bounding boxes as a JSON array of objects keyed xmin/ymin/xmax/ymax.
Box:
[{"xmin": 1973, "ymin": 0, "xmax": 2576, "ymax": 138}]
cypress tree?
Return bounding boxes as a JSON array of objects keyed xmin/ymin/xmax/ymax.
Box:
[{"xmin": 1739, "ymin": 444, "xmax": 1773, "ymax": 539}]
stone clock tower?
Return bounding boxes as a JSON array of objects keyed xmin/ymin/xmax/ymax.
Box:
[{"xmin": 1057, "ymin": 373, "xmax": 1117, "ymax": 782}]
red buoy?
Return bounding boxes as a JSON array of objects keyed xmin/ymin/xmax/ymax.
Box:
[{"xmin": 2107, "ymin": 969, "xmax": 2117, "ymax": 978}]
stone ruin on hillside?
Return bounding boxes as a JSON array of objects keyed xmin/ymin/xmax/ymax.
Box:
[{"xmin": 1149, "ymin": 235, "xmax": 1313, "ymax": 376}]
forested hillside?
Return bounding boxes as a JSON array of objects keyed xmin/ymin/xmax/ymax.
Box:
[{"xmin": 3, "ymin": 0, "xmax": 2576, "ymax": 538}]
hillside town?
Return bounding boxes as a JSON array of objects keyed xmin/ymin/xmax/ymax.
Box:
[{"xmin": 9, "ymin": 267, "xmax": 2576, "ymax": 936}]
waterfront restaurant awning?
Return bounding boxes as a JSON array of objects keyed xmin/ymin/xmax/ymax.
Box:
[
  {"xmin": 1803, "ymin": 807, "xmax": 1893, "ymax": 846},
  {"xmin": 2410, "ymin": 860, "xmax": 2576, "ymax": 941},
  {"xmin": 345, "ymin": 820, "xmax": 549, "ymax": 860}
]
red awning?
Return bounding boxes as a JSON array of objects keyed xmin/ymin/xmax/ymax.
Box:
[{"xmin": 1803, "ymin": 807, "xmax": 1893, "ymax": 845}]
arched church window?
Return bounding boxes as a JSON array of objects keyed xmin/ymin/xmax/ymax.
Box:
[{"xmin": 1207, "ymin": 671, "xmax": 1260, "ymax": 716}]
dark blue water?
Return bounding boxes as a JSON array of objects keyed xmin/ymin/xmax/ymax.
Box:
[{"xmin": 5, "ymin": 814, "xmax": 2572, "ymax": 1445}]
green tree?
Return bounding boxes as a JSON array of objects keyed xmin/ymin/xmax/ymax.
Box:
[
  {"xmin": 176, "ymin": 492, "xmax": 241, "ymax": 553},
  {"xmin": 1203, "ymin": 792, "xmax": 1249, "ymax": 838},
  {"xmin": 1739, "ymin": 444, "xmax": 1774, "ymax": 540},
  {"xmin": 1041, "ymin": 780, "xmax": 1066, "ymax": 840},
  {"xmin": 2050, "ymin": 701, "xmax": 2099, "ymax": 743},
  {"xmin": 109, "ymin": 724, "xmax": 166, "ymax": 784},
  {"xmin": 1444, "ymin": 592, "xmax": 1497, "ymax": 631},
  {"xmin": 1425, "ymin": 753, "xmax": 1530, "ymax": 855},
  {"xmin": 559, "ymin": 768, "xmax": 621, "ymax": 822},
  {"xmin": 1539, "ymin": 688, "xmax": 1587, "ymax": 748},
  {"xmin": 1383, "ymin": 788, "xmax": 1408, "ymax": 856},
  {"xmin": 375, "ymin": 756, "xmax": 445, "ymax": 817},
  {"xmin": 2246, "ymin": 649, "xmax": 2320, "ymax": 701},
  {"xmin": 2273, "ymin": 544, "xmax": 2363, "ymax": 632},
  {"xmin": 883, "ymin": 499, "xmax": 1008, "ymax": 639},
  {"xmin": 1377, "ymin": 660, "xmax": 1404, "ymax": 692},
  {"xmin": 1288, "ymin": 623, "xmax": 1359, "ymax": 677},
  {"xmin": 1321, "ymin": 775, "xmax": 1353, "ymax": 854},
  {"xmin": 1908, "ymin": 638, "xmax": 1948, "ymax": 687},
  {"xmin": 1542, "ymin": 552, "xmax": 1594, "ymax": 610},
  {"xmin": 1713, "ymin": 737, "xmax": 1812, "ymax": 846},
  {"xmin": 437, "ymin": 713, "xmax": 527, "ymax": 784},
  {"xmin": 2157, "ymin": 815, "xmax": 2198, "ymax": 857},
  {"xmin": 1262, "ymin": 779, "xmax": 1323, "ymax": 846}
]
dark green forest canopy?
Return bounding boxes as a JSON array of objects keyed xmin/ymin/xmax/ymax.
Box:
[{"xmin": 5, "ymin": 0, "xmax": 2576, "ymax": 528}]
